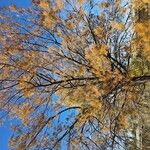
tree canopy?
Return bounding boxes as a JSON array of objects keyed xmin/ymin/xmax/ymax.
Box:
[{"xmin": 0, "ymin": 0, "xmax": 150, "ymax": 149}]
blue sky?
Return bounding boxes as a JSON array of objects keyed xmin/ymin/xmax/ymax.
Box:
[
  {"xmin": 0, "ymin": 1, "xmax": 31, "ymax": 150},
  {"xmin": 0, "ymin": 0, "xmax": 31, "ymax": 7},
  {"xmin": 0, "ymin": 117, "xmax": 11, "ymax": 150}
]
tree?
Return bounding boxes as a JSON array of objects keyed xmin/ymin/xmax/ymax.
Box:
[{"xmin": 0, "ymin": 0, "xmax": 150, "ymax": 149}]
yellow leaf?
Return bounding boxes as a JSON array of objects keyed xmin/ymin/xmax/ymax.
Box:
[
  {"xmin": 111, "ymin": 21, "xmax": 125, "ymax": 31},
  {"xmin": 99, "ymin": 2, "xmax": 110, "ymax": 9},
  {"xmin": 56, "ymin": 0, "xmax": 64, "ymax": 9},
  {"xmin": 39, "ymin": 0, "xmax": 49, "ymax": 9},
  {"xmin": 78, "ymin": 0, "xmax": 85, "ymax": 5},
  {"xmin": 14, "ymin": 103, "xmax": 33, "ymax": 125}
]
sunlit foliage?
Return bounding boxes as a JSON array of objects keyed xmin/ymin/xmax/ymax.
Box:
[{"xmin": 0, "ymin": 0, "xmax": 150, "ymax": 149}]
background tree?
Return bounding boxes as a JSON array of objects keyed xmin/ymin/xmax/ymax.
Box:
[{"xmin": 0, "ymin": 0, "xmax": 150, "ymax": 149}]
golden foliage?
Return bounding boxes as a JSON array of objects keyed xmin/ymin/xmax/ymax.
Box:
[
  {"xmin": 134, "ymin": 22, "xmax": 150, "ymax": 60},
  {"xmin": 39, "ymin": 0, "xmax": 49, "ymax": 9},
  {"xmin": 0, "ymin": 0, "xmax": 150, "ymax": 149},
  {"xmin": 117, "ymin": 114, "xmax": 129, "ymax": 130},
  {"xmin": 85, "ymin": 45, "xmax": 111, "ymax": 79},
  {"xmin": 133, "ymin": 0, "xmax": 149, "ymax": 9},
  {"xmin": 94, "ymin": 27, "xmax": 105, "ymax": 38},
  {"xmin": 13, "ymin": 103, "xmax": 33, "ymax": 125},
  {"xmin": 17, "ymin": 75, "xmax": 35, "ymax": 98},
  {"xmin": 78, "ymin": 0, "xmax": 85, "ymax": 5},
  {"xmin": 110, "ymin": 21, "xmax": 125, "ymax": 31},
  {"xmin": 56, "ymin": 0, "xmax": 64, "ymax": 9},
  {"xmin": 100, "ymin": 2, "xmax": 111, "ymax": 9}
]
